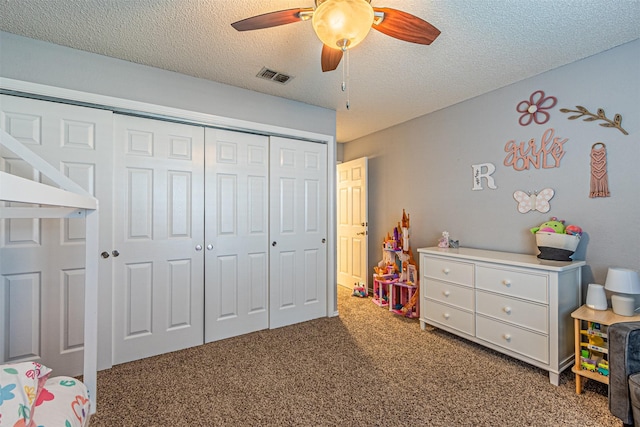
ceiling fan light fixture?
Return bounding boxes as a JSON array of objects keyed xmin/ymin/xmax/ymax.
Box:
[{"xmin": 312, "ymin": 0, "xmax": 374, "ymax": 50}]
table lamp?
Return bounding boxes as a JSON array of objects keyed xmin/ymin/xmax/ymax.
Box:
[
  {"xmin": 585, "ymin": 283, "xmax": 607, "ymax": 310},
  {"xmin": 604, "ymin": 267, "xmax": 640, "ymax": 316}
]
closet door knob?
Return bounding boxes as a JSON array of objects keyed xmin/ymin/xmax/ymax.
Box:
[
  {"xmin": 443, "ymin": 268, "xmax": 450, "ymax": 274},
  {"xmin": 112, "ymin": 250, "xmax": 120, "ymax": 257},
  {"xmin": 101, "ymin": 251, "xmax": 110, "ymax": 259},
  {"xmin": 195, "ymin": 245, "xmax": 203, "ymax": 251},
  {"xmin": 322, "ymin": 238, "xmax": 326, "ymax": 243},
  {"xmin": 503, "ymin": 334, "xmax": 512, "ymax": 342},
  {"xmin": 443, "ymin": 291, "xmax": 451, "ymax": 297},
  {"xmin": 503, "ymin": 306, "xmax": 512, "ymax": 314},
  {"xmin": 272, "ymin": 241, "xmax": 277, "ymax": 247},
  {"xmin": 207, "ymin": 244, "xmax": 214, "ymax": 251}
]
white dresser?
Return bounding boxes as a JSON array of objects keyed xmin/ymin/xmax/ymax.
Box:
[{"xmin": 418, "ymin": 247, "xmax": 585, "ymax": 385}]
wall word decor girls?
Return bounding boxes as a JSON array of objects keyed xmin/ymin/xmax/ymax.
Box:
[{"xmin": 504, "ymin": 128, "xmax": 568, "ymax": 171}]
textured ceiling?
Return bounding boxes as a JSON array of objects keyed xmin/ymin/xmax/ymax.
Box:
[{"xmin": 1, "ymin": 0, "xmax": 639, "ymax": 142}]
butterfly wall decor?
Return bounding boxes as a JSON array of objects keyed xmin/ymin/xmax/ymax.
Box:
[{"xmin": 513, "ymin": 188, "xmax": 555, "ymax": 214}]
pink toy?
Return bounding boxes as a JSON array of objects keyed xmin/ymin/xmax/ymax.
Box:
[{"xmin": 438, "ymin": 231, "xmax": 450, "ymax": 248}]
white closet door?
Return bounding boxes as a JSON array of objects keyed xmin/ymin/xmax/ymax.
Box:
[
  {"xmin": 269, "ymin": 137, "xmax": 327, "ymax": 328},
  {"xmin": 0, "ymin": 95, "xmax": 113, "ymax": 376},
  {"xmin": 112, "ymin": 115, "xmax": 204, "ymax": 364},
  {"xmin": 204, "ymin": 129, "xmax": 269, "ymax": 342}
]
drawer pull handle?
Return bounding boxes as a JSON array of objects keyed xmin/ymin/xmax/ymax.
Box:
[
  {"xmin": 503, "ymin": 306, "xmax": 512, "ymax": 314},
  {"xmin": 443, "ymin": 268, "xmax": 450, "ymax": 275},
  {"xmin": 443, "ymin": 313, "xmax": 450, "ymax": 320},
  {"xmin": 443, "ymin": 291, "xmax": 451, "ymax": 297},
  {"xmin": 503, "ymin": 334, "xmax": 512, "ymax": 342},
  {"xmin": 502, "ymin": 279, "xmax": 511, "ymax": 286}
]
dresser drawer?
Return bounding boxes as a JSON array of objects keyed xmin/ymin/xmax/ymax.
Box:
[
  {"xmin": 423, "ymin": 256, "xmax": 474, "ymax": 286},
  {"xmin": 476, "ymin": 315, "xmax": 549, "ymax": 364},
  {"xmin": 476, "ymin": 290, "xmax": 548, "ymax": 334},
  {"xmin": 424, "ymin": 278, "xmax": 474, "ymax": 311},
  {"xmin": 423, "ymin": 299, "xmax": 474, "ymax": 336},
  {"xmin": 476, "ymin": 265, "xmax": 548, "ymax": 303}
]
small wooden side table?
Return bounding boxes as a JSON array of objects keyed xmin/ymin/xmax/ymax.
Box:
[{"xmin": 571, "ymin": 304, "xmax": 640, "ymax": 394}]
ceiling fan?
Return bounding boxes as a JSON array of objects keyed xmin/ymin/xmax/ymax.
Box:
[{"xmin": 231, "ymin": 0, "xmax": 441, "ymax": 72}]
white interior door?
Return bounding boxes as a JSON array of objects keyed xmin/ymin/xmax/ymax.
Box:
[
  {"xmin": 336, "ymin": 157, "xmax": 368, "ymax": 290},
  {"xmin": 204, "ymin": 129, "xmax": 269, "ymax": 342},
  {"xmin": 269, "ymin": 137, "xmax": 327, "ymax": 329},
  {"xmin": 0, "ymin": 95, "xmax": 113, "ymax": 376},
  {"xmin": 112, "ymin": 115, "xmax": 204, "ymax": 364}
]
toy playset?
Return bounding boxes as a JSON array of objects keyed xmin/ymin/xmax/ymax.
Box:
[{"xmin": 372, "ymin": 209, "xmax": 419, "ymax": 318}]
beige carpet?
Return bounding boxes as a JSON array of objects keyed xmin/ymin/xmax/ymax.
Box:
[{"xmin": 90, "ymin": 286, "xmax": 619, "ymax": 426}]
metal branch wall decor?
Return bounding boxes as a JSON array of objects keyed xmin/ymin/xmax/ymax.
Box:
[{"xmin": 560, "ymin": 106, "xmax": 628, "ymax": 135}]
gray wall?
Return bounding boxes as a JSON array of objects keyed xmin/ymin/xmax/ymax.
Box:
[
  {"xmin": 343, "ymin": 39, "xmax": 639, "ymax": 289},
  {"xmin": 0, "ymin": 32, "xmax": 336, "ymax": 137}
]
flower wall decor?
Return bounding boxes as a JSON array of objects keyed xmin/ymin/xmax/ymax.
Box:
[
  {"xmin": 560, "ymin": 105, "xmax": 628, "ymax": 135},
  {"xmin": 516, "ymin": 90, "xmax": 557, "ymax": 126}
]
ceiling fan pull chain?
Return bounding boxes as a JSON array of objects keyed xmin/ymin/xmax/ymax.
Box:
[
  {"xmin": 345, "ymin": 49, "xmax": 350, "ymax": 110},
  {"xmin": 342, "ymin": 60, "xmax": 346, "ymax": 92}
]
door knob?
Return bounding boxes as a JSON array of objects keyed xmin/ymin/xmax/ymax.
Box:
[
  {"xmin": 112, "ymin": 250, "xmax": 120, "ymax": 257},
  {"xmin": 322, "ymin": 238, "xmax": 326, "ymax": 243},
  {"xmin": 101, "ymin": 251, "xmax": 110, "ymax": 259},
  {"xmin": 356, "ymin": 232, "xmax": 365, "ymax": 235},
  {"xmin": 207, "ymin": 244, "xmax": 214, "ymax": 250},
  {"xmin": 195, "ymin": 245, "xmax": 203, "ymax": 251},
  {"xmin": 272, "ymin": 241, "xmax": 277, "ymax": 246}
]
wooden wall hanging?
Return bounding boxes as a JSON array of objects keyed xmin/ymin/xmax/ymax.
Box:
[
  {"xmin": 513, "ymin": 188, "xmax": 555, "ymax": 213},
  {"xmin": 516, "ymin": 90, "xmax": 557, "ymax": 126},
  {"xmin": 471, "ymin": 163, "xmax": 497, "ymax": 190},
  {"xmin": 560, "ymin": 106, "xmax": 628, "ymax": 135},
  {"xmin": 504, "ymin": 128, "xmax": 568, "ymax": 171},
  {"xmin": 589, "ymin": 142, "xmax": 610, "ymax": 198}
]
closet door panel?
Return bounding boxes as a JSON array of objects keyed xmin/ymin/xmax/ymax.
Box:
[
  {"xmin": 0, "ymin": 95, "xmax": 113, "ymax": 376},
  {"xmin": 0, "ymin": 273, "xmax": 41, "ymax": 360},
  {"xmin": 269, "ymin": 137, "xmax": 327, "ymax": 329},
  {"xmin": 113, "ymin": 115, "xmax": 204, "ymax": 364},
  {"xmin": 204, "ymin": 129, "xmax": 269, "ymax": 343}
]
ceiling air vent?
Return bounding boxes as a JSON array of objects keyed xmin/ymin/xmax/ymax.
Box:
[{"xmin": 256, "ymin": 67, "xmax": 293, "ymax": 85}]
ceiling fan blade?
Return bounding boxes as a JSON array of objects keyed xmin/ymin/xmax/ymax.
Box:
[
  {"xmin": 372, "ymin": 8, "xmax": 441, "ymax": 45},
  {"xmin": 321, "ymin": 45, "xmax": 343, "ymax": 72},
  {"xmin": 231, "ymin": 8, "xmax": 313, "ymax": 31}
]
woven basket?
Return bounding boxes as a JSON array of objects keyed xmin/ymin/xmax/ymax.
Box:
[{"xmin": 535, "ymin": 232, "xmax": 580, "ymax": 261}]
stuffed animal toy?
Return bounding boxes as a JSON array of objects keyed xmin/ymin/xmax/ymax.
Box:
[{"xmin": 530, "ymin": 217, "xmax": 566, "ymax": 234}]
